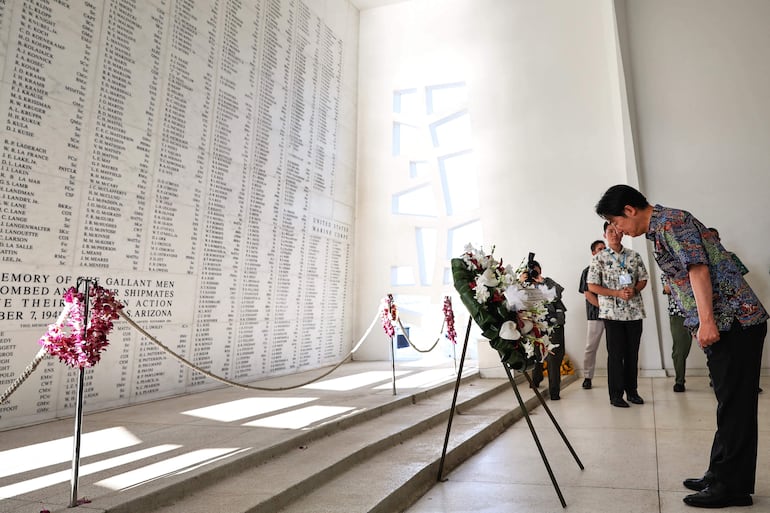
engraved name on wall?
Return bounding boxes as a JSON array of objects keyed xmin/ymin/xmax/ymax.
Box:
[{"xmin": 0, "ymin": 0, "xmax": 354, "ymax": 429}]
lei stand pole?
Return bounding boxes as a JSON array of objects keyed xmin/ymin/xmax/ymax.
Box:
[
  {"xmin": 503, "ymin": 363, "xmax": 567, "ymax": 508},
  {"xmin": 452, "ymin": 340, "xmax": 457, "ymax": 374},
  {"xmin": 436, "ymin": 316, "xmax": 472, "ymax": 482},
  {"xmin": 520, "ymin": 369, "xmax": 584, "ymax": 470},
  {"xmin": 69, "ymin": 277, "xmax": 91, "ymax": 508},
  {"xmin": 389, "ymin": 334, "xmax": 397, "ymax": 396}
]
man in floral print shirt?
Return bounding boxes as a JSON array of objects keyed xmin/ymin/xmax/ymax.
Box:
[
  {"xmin": 595, "ymin": 184, "xmax": 768, "ymax": 509},
  {"xmin": 587, "ymin": 222, "xmax": 649, "ymax": 408}
]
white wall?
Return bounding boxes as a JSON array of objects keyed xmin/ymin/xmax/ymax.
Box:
[
  {"xmin": 618, "ymin": 0, "xmax": 770, "ymax": 372},
  {"xmin": 354, "ymin": 0, "xmax": 770, "ymax": 376},
  {"xmin": 354, "ymin": 0, "xmax": 659, "ymax": 371},
  {"xmin": 0, "ymin": 0, "xmax": 361, "ymax": 430}
]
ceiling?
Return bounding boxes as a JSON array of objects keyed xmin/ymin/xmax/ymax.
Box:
[{"xmin": 349, "ymin": 0, "xmax": 409, "ymax": 11}]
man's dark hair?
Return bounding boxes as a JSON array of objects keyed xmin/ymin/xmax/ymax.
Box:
[
  {"xmin": 603, "ymin": 221, "xmax": 610, "ymax": 232},
  {"xmin": 595, "ymin": 184, "xmax": 649, "ymax": 218},
  {"xmin": 590, "ymin": 240, "xmax": 604, "ymax": 252}
]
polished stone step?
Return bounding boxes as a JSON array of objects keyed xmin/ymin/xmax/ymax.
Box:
[{"xmin": 134, "ymin": 373, "xmax": 572, "ymax": 513}]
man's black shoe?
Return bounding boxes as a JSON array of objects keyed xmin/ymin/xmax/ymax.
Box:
[
  {"xmin": 674, "ymin": 383, "xmax": 686, "ymax": 393},
  {"xmin": 610, "ymin": 397, "xmax": 629, "ymax": 408},
  {"xmin": 582, "ymin": 378, "xmax": 592, "ymax": 389},
  {"xmin": 550, "ymin": 394, "xmax": 560, "ymax": 400},
  {"xmin": 530, "ymin": 381, "xmax": 541, "ymax": 389},
  {"xmin": 627, "ymin": 393, "xmax": 644, "ymax": 405},
  {"xmin": 683, "ymin": 473, "xmax": 714, "ymax": 492},
  {"xmin": 683, "ymin": 483, "xmax": 752, "ymax": 508}
]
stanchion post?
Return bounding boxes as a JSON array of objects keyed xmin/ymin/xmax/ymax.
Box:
[
  {"xmin": 69, "ymin": 277, "xmax": 92, "ymax": 508},
  {"xmin": 390, "ymin": 335, "xmax": 396, "ymax": 396},
  {"xmin": 69, "ymin": 367, "xmax": 85, "ymax": 507}
]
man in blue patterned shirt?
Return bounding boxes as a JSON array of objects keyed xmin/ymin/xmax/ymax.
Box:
[{"xmin": 595, "ymin": 184, "xmax": 768, "ymax": 509}]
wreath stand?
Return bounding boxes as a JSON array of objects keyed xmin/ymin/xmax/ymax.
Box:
[
  {"xmin": 69, "ymin": 277, "xmax": 93, "ymax": 507},
  {"xmin": 436, "ymin": 317, "xmax": 584, "ymax": 508}
]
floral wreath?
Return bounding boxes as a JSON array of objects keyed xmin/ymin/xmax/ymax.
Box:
[
  {"xmin": 450, "ymin": 244, "xmax": 558, "ymax": 370},
  {"xmin": 39, "ymin": 285, "xmax": 124, "ymax": 368}
]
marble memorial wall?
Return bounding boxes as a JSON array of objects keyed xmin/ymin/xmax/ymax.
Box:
[{"xmin": 0, "ymin": 0, "xmax": 355, "ymax": 429}]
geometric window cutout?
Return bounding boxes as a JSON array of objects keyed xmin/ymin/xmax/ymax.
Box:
[
  {"xmin": 416, "ymin": 227, "xmax": 437, "ymax": 286},
  {"xmin": 443, "ymin": 266, "xmax": 452, "ymax": 285},
  {"xmin": 391, "ymin": 293, "xmax": 431, "ymax": 316},
  {"xmin": 426, "ymin": 82, "xmax": 468, "ymax": 115},
  {"xmin": 392, "ymin": 184, "xmax": 437, "ymax": 217},
  {"xmin": 393, "ymin": 122, "xmax": 427, "ymax": 157},
  {"xmin": 393, "ymin": 88, "xmax": 420, "ymax": 115},
  {"xmin": 409, "ymin": 160, "xmax": 431, "ymax": 179},
  {"xmin": 430, "ymin": 110, "xmax": 471, "ymax": 149},
  {"xmin": 391, "ymin": 266, "xmax": 416, "ymax": 286},
  {"xmin": 439, "ymin": 150, "xmax": 479, "ymax": 216},
  {"xmin": 446, "ymin": 219, "xmax": 483, "ymax": 259}
]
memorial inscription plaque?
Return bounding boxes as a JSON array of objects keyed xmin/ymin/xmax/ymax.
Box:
[{"xmin": 0, "ymin": 0, "xmax": 354, "ymax": 430}]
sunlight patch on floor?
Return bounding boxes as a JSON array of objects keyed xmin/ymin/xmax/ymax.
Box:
[
  {"xmin": 0, "ymin": 427, "xmax": 141, "ymax": 479},
  {"xmin": 182, "ymin": 397, "xmax": 317, "ymax": 422},
  {"xmin": 243, "ymin": 405, "xmax": 356, "ymax": 429},
  {"xmin": 0, "ymin": 444, "xmax": 180, "ymax": 498},
  {"xmin": 301, "ymin": 371, "xmax": 411, "ymax": 391}
]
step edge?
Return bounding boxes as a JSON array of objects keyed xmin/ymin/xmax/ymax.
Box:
[{"xmin": 102, "ymin": 370, "xmax": 500, "ymax": 513}]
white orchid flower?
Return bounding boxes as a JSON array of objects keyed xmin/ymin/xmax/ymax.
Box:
[
  {"xmin": 474, "ymin": 285, "xmax": 490, "ymax": 304},
  {"xmin": 503, "ymin": 285, "xmax": 526, "ymax": 311},
  {"xmin": 537, "ymin": 284, "xmax": 557, "ymax": 302},
  {"xmin": 499, "ymin": 320, "xmax": 521, "ymax": 341},
  {"xmin": 523, "ymin": 342, "xmax": 536, "ymax": 358},
  {"xmin": 476, "ymin": 268, "xmax": 498, "ymax": 289}
]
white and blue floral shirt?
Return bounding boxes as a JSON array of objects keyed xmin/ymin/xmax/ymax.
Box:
[{"xmin": 587, "ymin": 246, "xmax": 648, "ymax": 321}]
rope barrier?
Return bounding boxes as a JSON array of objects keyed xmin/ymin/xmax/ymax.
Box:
[
  {"xmin": 0, "ymin": 348, "xmax": 48, "ymax": 404},
  {"xmin": 395, "ymin": 317, "xmax": 444, "ymax": 353},
  {"xmin": 119, "ymin": 308, "xmax": 382, "ymax": 391},
  {"xmin": 1, "ymin": 293, "xmax": 453, "ymax": 402}
]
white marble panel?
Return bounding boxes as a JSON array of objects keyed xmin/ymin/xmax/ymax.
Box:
[{"xmin": 0, "ymin": 0, "xmax": 357, "ymax": 430}]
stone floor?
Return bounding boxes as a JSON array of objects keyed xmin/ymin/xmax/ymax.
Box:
[
  {"xmin": 2, "ymin": 362, "xmax": 768, "ymax": 513},
  {"xmin": 406, "ymin": 375, "xmax": 770, "ymax": 513}
]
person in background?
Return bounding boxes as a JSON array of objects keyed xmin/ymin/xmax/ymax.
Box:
[
  {"xmin": 662, "ymin": 274, "xmax": 692, "ymax": 392},
  {"xmin": 525, "ymin": 261, "xmax": 567, "ymax": 400},
  {"xmin": 587, "ymin": 222, "xmax": 648, "ymax": 408},
  {"xmin": 578, "ymin": 239, "xmax": 606, "ymax": 390},
  {"xmin": 595, "ymin": 184, "xmax": 767, "ymax": 508}
]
